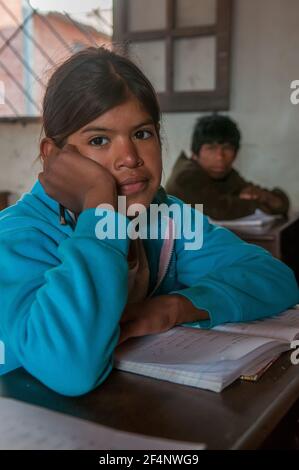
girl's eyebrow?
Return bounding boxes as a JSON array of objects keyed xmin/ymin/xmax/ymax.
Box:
[{"xmin": 80, "ymin": 120, "xmax": 155, "ymax": 134}]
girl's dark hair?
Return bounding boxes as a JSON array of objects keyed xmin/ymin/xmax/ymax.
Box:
[
  {"xmin": 191, "ymin": 114, "xmax": 241, "ymax": 155},
  {"xmin": 42, "ymin": 46, "xmax": 161, "ymax": 147}
]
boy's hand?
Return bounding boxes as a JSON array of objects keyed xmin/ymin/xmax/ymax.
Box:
[
  {"xmin": 118, "ymin": 295, "xmax": 209, "ymax": 344},
  {"xmin": 39, "ymin": 142, "xmax": 117, "ymax": 213},
  {"xmin": 255, "ymin": 190, "xmax": 285, "ymax": 211},
  {"xmin": 239, "ymin": 185, "xmax": 284, "ymax": 211},
  {"xmin": 239, "ymin": 184, "xmax": 262, "ymax": 200}
]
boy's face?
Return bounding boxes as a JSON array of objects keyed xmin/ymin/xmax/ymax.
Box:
[
  {"xmin": 66, "ymin": 96, "xmax": 162, "ymax": 210},
  {"xmin": 193, "ymin": 142, "xmax": 237, "ymax": 179}
]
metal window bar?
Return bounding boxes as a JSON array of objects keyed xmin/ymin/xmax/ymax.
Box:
[
  {"xmin": 0, "ymin": 56, "xmax": 41, "ymax": 114},
  {"xmin": 0, "ymin": 1, "xmax": 57, "ymax": 67},
  {"xmin": 2, "ymin": 92, "xmax": 21, "ymax": 117},
  {"xmin": 0, "ymin": 6, "xmax": 34, "ymax": 55},
  {"xmin": 0, "ymin": 0, "xmax": 112, "ymax": 119},
  {"xmin": 63, "ymin": 12, "xmax": 98, "ymax": 47},
  {"xmin": 24, "ymin": 1, "xmax": 74, "ymax": 54},
  {"xmin": 90, "ymin": 9, "xmax": 112, "ymax": 31},
  {"xmin": 0, "ymin": 28, "xmax": 47, "ymax": 89}
]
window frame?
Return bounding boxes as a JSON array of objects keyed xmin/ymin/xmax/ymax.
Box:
[{"xmin": 113, "ymin": 0, "xmax": 233, "ymax": 112}]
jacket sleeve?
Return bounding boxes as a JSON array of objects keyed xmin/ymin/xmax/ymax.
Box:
[
  {"xmin": 169, "ymin": 169, "xmax": 259, "ymax": 220},
  {"xmin": 0, "ymin": 208, "xmax": 129, "ymax": 396},
  {"xmin": 169, "ymin": 203, "xmax": 299, "ymax": 328},
  {"xmin": 263, "ymin": 187, "xmax": 290, "ymax": 215}
]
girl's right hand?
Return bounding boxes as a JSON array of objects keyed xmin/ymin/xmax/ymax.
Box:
[{"xmin": 39, "ymin": 142, "xmax": 118, "ymax": 213}]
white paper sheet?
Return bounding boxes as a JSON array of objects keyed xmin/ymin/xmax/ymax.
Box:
[
  {"xmin": 115, "ymin": 327, "xmax": 279, "ymax": 365},
  {"xmin": 0, "ymin": 397, "xmax": 205, "ymax": 450},
  {"xmin": 215, "ymin": 309, "xmax": 299, "ymax": 342},
  {"xmin": 209, "ymin": 209, "xmax": 282, "ymax": 227}
]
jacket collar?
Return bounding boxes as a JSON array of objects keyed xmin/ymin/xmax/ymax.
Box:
[
  {"xmin": 28, "ymin": 180, "xmax": 76, "ymax": 233},
  {"xmin": 31, "ymin": 180, "xmax": 59, "ymax": 212},
  {"xmin": 30, "ymin": 180, "xmax": 168, "ymax": 225},
  {"xmin": 30, "ymin": 180, "xmax": 171, "ymax": 233},
  {"xmin": 29, "ymin": 180, "xmax": 173, "ymax": 293}
]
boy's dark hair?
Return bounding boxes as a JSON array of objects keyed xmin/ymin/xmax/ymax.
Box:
[
  {"xmin": 42, "ymin": 46, "xmax": 161, "ymax": 147},
  {"xmin": 191, "ymin": 114, "xmax": 241, "ymax": 155}
]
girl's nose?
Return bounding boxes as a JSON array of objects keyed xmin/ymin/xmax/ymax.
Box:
[{"xmin": 114, "ymin": 139, "xmax": 143, "ymax": 169}]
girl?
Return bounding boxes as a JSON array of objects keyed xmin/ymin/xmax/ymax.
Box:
[{"xmin": 0, "ymin": 47, "xmax": 297, "ymax": 396}]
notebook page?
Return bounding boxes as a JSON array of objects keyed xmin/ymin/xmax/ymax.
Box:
[
  {"xmin": 115, "ymin": 341, "xmax": 287, "ymax": 392},
  {"xmin": 214, "ymin": 309, "xmax": 299, "ymax": 342},
  {"xmin": 115, "ymin": 327, "xmax": 280, "ymax": 365},
  {"xmin": 0, "ymin": 398, "xmax": 205, "ymax": 450},
  {"xmin": 209, "ymin": 209, "xmax": 281, "ymax": 227},
  {"xmin": 115, "ymin": 359, "xmax": 242, "ymax": 392}
]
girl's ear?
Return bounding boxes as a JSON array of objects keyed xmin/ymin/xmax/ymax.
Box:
[{"xmin": 40, "ymin": 138, "xmax": 59, "ymax": 163}]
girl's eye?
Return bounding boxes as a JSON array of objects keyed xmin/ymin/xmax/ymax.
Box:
[
  {"xmin": 135, "ymin": 129, "xmax": 153, "ymax": 140},
  {"xmin": 89, "ymin": 136, "xmax": 109, "ymax": 147}
]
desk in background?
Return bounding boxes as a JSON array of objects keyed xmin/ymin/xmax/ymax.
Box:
[
  {"xmin": 1, "ymin": 353, "xmax": 299, "ymax": 450},
  {"xmin": 230, "ymin": 213, "xmax": 299, "ymax": 283}
]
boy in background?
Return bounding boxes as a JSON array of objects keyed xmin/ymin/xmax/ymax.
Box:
[{"xmin": 166, "ymin": 115, "xmax": 289, "ymax": 220}]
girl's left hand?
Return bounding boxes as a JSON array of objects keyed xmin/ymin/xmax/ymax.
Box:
[{"xmin": 118, "ymin": 295, "xmax": 209, "ymax": 344}]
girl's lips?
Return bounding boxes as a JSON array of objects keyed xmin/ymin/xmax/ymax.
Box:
[{"xmin": 118, "ymin": 180, "xmax": 148, "ymax": 195}]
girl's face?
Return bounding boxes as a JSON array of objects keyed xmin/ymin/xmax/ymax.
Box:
[{"xmin": 66, "ymin": 96, "xmax": 162, "ymax": 209}]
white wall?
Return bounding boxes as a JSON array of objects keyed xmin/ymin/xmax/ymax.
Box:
[
  {"xmin": 1, "ymin": 0, "xmax": 299, "ymax": 208},
  {"xmin": 0, "ymin": 122, "xmax": 41, "ymax": 203},
  {"xmin": 162, "ymin": 0, "xmax": 299, "ymax": 208}
]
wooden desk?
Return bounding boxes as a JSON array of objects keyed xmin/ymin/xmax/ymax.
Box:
[
  {"xmin": 1, "ymin": 353, "xmax": 299, "ymax": 449},
  {"xmin": 231, "ymin": 213, "xmax": 299, "ymax": 283}
]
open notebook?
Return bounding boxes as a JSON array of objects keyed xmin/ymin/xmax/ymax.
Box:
[
  {"xmin": 209, "ymin": 209, "xmax": 282, "ymax": 228},
  {"xmin": 114, "ymin": 308, "xmax": 299, "ymax": 393}
]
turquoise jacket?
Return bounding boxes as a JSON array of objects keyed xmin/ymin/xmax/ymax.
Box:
[{"xmin": 0, "ymin": 181, "xmax": 298, "ymax": 396}]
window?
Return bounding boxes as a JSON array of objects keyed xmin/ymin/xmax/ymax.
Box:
[
  {"xmin": 0, "ymin": 0, "xmax": 113, "ymax": 120},
  {"xmin": 113, "ymin": 0, "xmax": 233, "ymax": 112}
]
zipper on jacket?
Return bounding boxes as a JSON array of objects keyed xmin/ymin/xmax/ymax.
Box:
[{"xmin": 148, "ymin": 216, "xmax": 175, "ymax": 297}]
